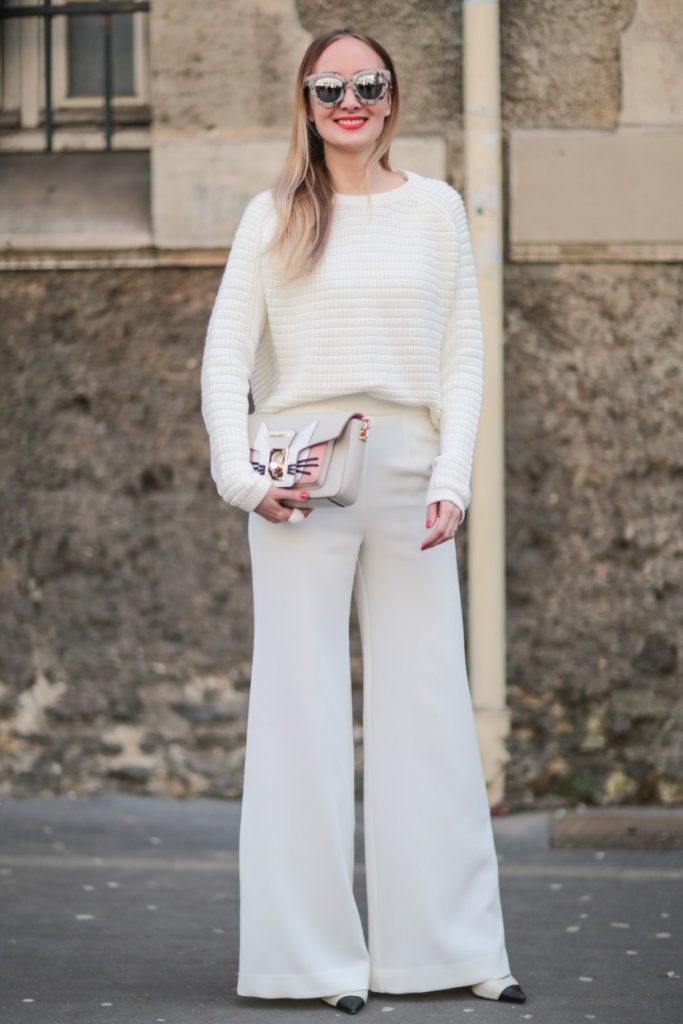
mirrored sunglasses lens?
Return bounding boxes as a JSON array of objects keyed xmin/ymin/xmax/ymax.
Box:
[
  {"xmin": 313, "ymin": 77, "xmax": 343, "ymax": 105},
  {"xmin": 355, "ymin": 72, "xmax": 385, "ymax": 102}
]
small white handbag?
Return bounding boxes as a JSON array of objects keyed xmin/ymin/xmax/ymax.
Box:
[{"xmin": 247, "ymin": 410, "xmax": 373, "ymax": 508}]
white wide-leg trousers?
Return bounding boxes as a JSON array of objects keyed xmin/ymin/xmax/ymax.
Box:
[{"xmin": 238, "ymin": 393, "xmax": 512, "ymax": 999}]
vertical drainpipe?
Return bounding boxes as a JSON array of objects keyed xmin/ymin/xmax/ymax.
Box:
[{"xmin": 462, "ymin": 0, "xmax": 509, "ymax": 806}]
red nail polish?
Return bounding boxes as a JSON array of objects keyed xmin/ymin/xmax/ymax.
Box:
[
  {"xmin": 299, "ymin": 491, "xmax": 308, "ymax": 499},
  {"xmin": 426, "ymin": 520, "xmax": 433, "ymax": 528}
]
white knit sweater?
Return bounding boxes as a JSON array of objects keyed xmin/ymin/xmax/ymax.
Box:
[{"xmin": 200, "ymin": 168, "xmax": 484, "ymax": 516}]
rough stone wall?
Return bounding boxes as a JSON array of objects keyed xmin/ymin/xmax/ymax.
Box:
[
  {"xmin": 504, "ymin": 263, "xmax": 683, "ymax": 805},
  {"xmin": 2, "ymin": 258, "xmax": 680, "ymax": 804},
  {"xmin": 0, "ymin": 270, "xmax": 257, "ymax": 797},
  {"xmin": 501, "ymin": 0, "xmax": 634, "ymax": 129},
  {"xmin": 150, "ymin": 0, "xmax": 311, "ymax": 132}
]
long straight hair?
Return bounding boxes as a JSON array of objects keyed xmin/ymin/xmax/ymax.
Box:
[{"xmin": 265, "ymin": 28, "xmax": 401, "ymax": 283}]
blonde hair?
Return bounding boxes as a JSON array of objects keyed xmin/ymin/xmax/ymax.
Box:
[{"xmin": 265, "ymin": 28, "xmax": 401, "ymax": 283}]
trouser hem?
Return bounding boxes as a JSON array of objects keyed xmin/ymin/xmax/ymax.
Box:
[
  {"xmin": 236, "ymin": 961, "xmax": 371, "ymax": 999},
  {"xmin": 369, "ymin": 951, "xmax": 512, "ymax": 994}
]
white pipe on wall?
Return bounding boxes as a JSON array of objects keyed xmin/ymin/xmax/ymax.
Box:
[{"xmin": 462, "ymin": 0, "xmax": 510, "ymax": 806}]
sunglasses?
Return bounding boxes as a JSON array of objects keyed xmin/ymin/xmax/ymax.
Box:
[{"xmin": 304, "ymin": 68, "xmax": 392, "ymax": 108}]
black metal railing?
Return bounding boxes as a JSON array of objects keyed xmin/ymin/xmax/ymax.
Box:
[{"xmin": 0, "ymin": 1, "xmax": 150, "ymax": 151}]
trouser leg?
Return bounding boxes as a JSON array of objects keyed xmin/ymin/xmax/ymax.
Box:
[
  {"xmin": 353, "ymin": 406, "xmax": 512, "ymax": 993},
  {"xmin": 237, "ymin": 496, "xmax": 370, "ymax": 998}
]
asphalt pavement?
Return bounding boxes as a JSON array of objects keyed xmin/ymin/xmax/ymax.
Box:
[{"xmin": 0, "ymin": 796, "xmax": 681, "ymax": 1024}]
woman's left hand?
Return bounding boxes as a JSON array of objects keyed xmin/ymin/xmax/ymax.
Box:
[{"xmin": 421, "ymin": 500, "xmax": 463, "ymax": 550}]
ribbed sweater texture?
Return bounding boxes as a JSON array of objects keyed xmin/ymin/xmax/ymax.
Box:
[{"xmin": 200, "ymin": 168, "xmax": 484, "ymax": 516}]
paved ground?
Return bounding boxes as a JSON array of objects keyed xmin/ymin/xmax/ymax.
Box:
[{"xmin": 0, "ymin": 796, "xmax": 681, "ymax": 1024}]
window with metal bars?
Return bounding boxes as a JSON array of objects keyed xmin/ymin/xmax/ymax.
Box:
[{"xmin": 0, "ymin": 0, "xmax": 151, "ymax": 152}]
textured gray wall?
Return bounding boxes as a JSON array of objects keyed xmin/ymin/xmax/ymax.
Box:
[
  {"xmin": 1, "ymin": 271, "xmax": 255, "ymax": 796},
  {"xmin": 504, "ymin": 262, "xmax": 683, "ymax": 804},
  {"xmin": 1, "ymin": 0, "xmax": 681, "ymax": 805},
  {"xmin": 501, "ymin": 0, "xmax": 633, "ymax": 129},
  {"xmin": 150, "ymin": 0, "xmax": 310, "ymax": 131}
]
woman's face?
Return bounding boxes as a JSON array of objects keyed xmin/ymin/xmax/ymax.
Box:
[{"xmin": 307, "ymin": 37, "xmax": 392, "ymax": 156}]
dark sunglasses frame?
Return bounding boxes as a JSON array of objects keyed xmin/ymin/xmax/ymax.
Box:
[{"xmin": 303, "ymin": 68, "xmax": 392, "ymax": 107}]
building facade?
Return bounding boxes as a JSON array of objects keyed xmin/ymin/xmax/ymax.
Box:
[{"xmin": 1, "ymin": 0, "xmax": 681, "ymax": 806}]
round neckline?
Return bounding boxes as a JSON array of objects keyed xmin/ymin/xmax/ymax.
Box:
[{"xmin": 333, "ymin": 168, "xmax": 416, "ymax": 205}]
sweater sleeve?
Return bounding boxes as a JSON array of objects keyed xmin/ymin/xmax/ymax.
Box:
[
  {"xmin": 425, "ymin": 188, "xmax": 484, "ymax": 520},
  {"xmin": 200, "ymin": 194, "xmax": 274, "ymax": 514}
]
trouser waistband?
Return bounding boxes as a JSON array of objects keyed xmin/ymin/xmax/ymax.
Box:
[{"xmin": 278, "ymin": 392, "xmax": 427, "ymax": 417}]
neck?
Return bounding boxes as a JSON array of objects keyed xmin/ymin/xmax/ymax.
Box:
[{"xmin": 323, "ymin": 147, "xmax": 389, "ymax": 194}]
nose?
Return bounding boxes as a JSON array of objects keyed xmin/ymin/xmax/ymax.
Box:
[{"xmin": 339, "ymin": 82, "xmax": 361, "ymax": 110}]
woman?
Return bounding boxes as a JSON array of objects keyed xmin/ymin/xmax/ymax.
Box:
[{"xmin": 200, "ymin": 26, "xmax": 526, "ymax": 1016}]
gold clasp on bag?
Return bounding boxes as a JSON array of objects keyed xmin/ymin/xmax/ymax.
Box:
[
  {"xmin": 265, "ymin": 428, "xmax": 296, "ymax": 481},
  {"xmin": 359, "ymin": 416, "xmax": 372, "ymax": 441},
  {"xmin": 268, "ymin": 448, "xmax": 288, "ymax": 480}
]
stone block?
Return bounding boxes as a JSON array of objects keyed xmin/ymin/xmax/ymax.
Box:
[
  {"xmin": 151, "ymin": 131, "xmax": 446, "ymax": 248},
  {"xmin": 151, "ymin": 134, "xmax": 288, "ymax": 248},
  {"xmin": 150, "ymin": 0, "xmax": 311, "ymax": 132},
  {"xmin": 620, "ymin": 0, "xmax": 683, "ymax": 126},
  {"xmin": 0, "ymin": 153, "xmax": 151, "ymax": 250},
  {"xmin": 509, "ymin": 128, "xmax": 683, "ymax": 259}
]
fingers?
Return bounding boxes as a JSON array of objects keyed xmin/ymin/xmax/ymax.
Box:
[
  {"xmin": 254, "ymin": 489, "xmax": 459, "ymax": 540},
  {"xmin": 286, "ymin": 506, "xmax": 315, "ymax": 522},
  {"xmin": 254, "ymin": 487, "xmax": 315, "ymax": 524},
  {"xmin": 421, "ymin": 501, "xmax": 463, "ymax": 551}
]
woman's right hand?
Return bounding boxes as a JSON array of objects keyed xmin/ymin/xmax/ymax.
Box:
[{"xmin": 254, "ymin": 487, "xmax": 314, "ymax": 523}]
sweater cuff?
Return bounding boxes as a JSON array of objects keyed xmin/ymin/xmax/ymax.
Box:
[
  {"xmin": 218, "ymin": 468, "xmax": 273, "ymax": 514},
  {"xmin": 425, "ymin": 482, "xmax": 469, "ymax": 522},
  {"xmin": 425, "ymin": 493, "xmax": 468, "ymax": 523}
]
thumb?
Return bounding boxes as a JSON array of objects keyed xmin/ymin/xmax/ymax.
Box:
[{"xmin": 426, "ymin": 501, "xmax": 438, "ymax": 528}]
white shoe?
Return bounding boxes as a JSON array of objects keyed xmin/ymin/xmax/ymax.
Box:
[
  {"xmin": 471, "ymin": 974, "xmax": 526, "ymax": 1002},
  {"xmin": 320, "ymin": 989, "xmax": 368, "ymax": 1014}
]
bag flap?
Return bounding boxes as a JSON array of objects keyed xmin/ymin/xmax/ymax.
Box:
[{"xmin": 247, "ymin": 411, "xmax": 362, "ymax": 448}]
